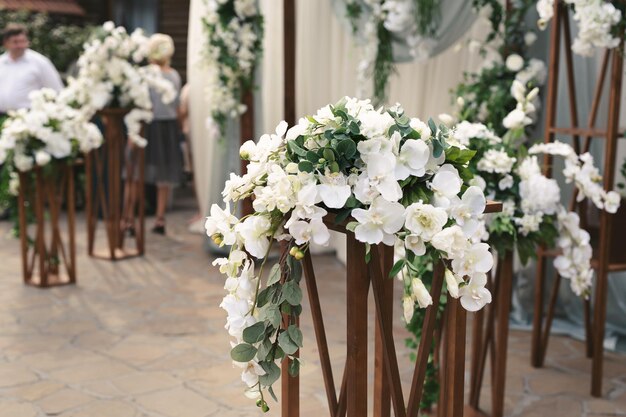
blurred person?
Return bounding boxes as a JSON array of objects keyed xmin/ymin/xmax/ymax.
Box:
[
  {"xmin": 0, "ymin": 23, "xmax": 63, "ymax": 116},
  {"xmin": 142, "ymin": 33, "xmax": 184, "ymax": 235}
]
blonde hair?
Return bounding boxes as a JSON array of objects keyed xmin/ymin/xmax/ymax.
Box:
[{"xmin": 148, "ymin": 33, "xmax": 175, "ymax": 64}]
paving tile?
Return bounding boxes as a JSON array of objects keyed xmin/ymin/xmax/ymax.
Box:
[
  {"xmin": 111, "ymin": 371, "xmax": 181, "ymax": 395},
  {"xmin": 37, "ymin": 388, "xmax": 95, "ymax": 415},
  {"xmin": 0, "ymin": 400, "xmax": 39, "ymax": 417},
  {"xmin": 0, "ymin": 363, "xmax": 39, "ymax": 388},
  {"xmin": 135, "ymin": 386, "xmax": 221, "ymax": 417}
]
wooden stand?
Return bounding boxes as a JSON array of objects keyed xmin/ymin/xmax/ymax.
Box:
[
  {"xmin": 531, "ymin": 0, "xmax": 624, "ymax": 397},
  {"xmin": 85, "ymin": 108, "xmax": 145, "ymax": 261},
  {"xmin": 17, "ymin": 164, "xmax": 76, "ymax": 287},
  {"xmin": 283, "ymin": 222, "xmax": 465, "ymax": 417},
  {"xmin": 280, "ymin": 202, "xmax": 505, "ymax": 417},
  {"xmin": 466, "ymin": 251, "xmax": 514, "ymax": 417}
]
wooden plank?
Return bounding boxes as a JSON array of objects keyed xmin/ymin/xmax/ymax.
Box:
[{"xmin": 346, "ymin": 233, "xmax": 368, "ymax": 417}]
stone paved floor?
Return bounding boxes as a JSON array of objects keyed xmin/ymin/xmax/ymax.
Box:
[{"xmin": 1, "ymin": 198, "xmax": 626, "ymax": 417}]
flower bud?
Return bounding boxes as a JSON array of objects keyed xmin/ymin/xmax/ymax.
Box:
[
  {"xmin": 411, "ymin": 278, "xmax": 433, "ymax": 308},
  {"xmin": 445, "ymin": 269, "xmax": 461, "ymax": 298},
  {"xmin": 211, "ymin": 233, "xmax": 223, "ymax": 246},
  {"xmin": 289, "ymin": 246, "xmax": 299, "ymax": 257},
  {"xmin": 294, "ymin": 250, "xmax": 305, "ymax": 260}
]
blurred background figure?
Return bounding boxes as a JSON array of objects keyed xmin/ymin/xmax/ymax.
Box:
[
  {"xmin": 0, "ymin": 23, "xmax": 63, "ymax": 117},
  {"xmin": 138, "ymin": 33, "xmax": 183, "ymax": 235}
]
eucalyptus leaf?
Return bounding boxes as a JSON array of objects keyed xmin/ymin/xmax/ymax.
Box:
[
  {"xmin": 262, "ymin": 304, "xmax": 282, "ymax": 328},
  {"xmin": 389, "ymin": 259, "xmax": 405, "ymax": 278},
  {"xmin": 242, "ymin": 322, "xmax": 267, "ymax": 344},
  {"xmin": 287, "ymin": 325, "xmax": 303, "ymax": 347},
  {"xmin": 278, "ymin": 331, "xmax": 299, "ymax": 355},
  {"xmin": 287, "ymin": 255, "xmax": 302, "ymax": 283},
  {"xmin": 231, "ymin": 343, "xmax": 257, "ymax": 362},
  {"xmin": 259, "ymin": 361, "xmax": 281, "ymax": 386},
  {"xmin": 288, "ymin": 358, "xmax": 300, "ymax": 377},
  {"xmin": 281, "ymin": 281, "xmax": 302, "ymax": 306},
  {"xmin": 298, "ymin": 160, "xmax": 314, "ymax": 173},
  {"xmin": 256, "ymin": 338, "xmax": 273, "ymax": 361},
  {"xmin": 267, "ymin": 264, "xmax": 282, "ymax": 286},
  {"xmin": 336, "ymin": 139, "xmax": 357, "ymax": 158}
]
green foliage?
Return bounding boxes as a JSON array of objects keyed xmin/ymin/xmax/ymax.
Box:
[{"xmin": 0, "ymin": 10, "xmax": 94, "ymax": 74}]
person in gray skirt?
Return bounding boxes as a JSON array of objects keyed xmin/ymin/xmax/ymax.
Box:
[{"xmin": 143, "ymin": 33, "xmax": 183, "ymax": 235}]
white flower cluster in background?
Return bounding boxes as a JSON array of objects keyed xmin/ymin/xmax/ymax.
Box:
[
  {"xmin": 529, "ymin": 141, "xmax": 621, "ymax": 213},
  {"xmin": 465, "ymin": 124, "xmax": 620, "ymax": 297},
  {"xmin": 202, "ymin": 0, "xmax": 263, "ymax": 139},
  {"xmin": 205, "ymin": 97, "xmax": 494, "ymax": 406},
  {"xmin": 0, "ymin": 89, "xmax": 102, "ymax": 173},
  {"xmin": 537, "ymin": 0, "xmax": 622, "ymax": 56},
  {"xmin": 503, "ymin": 80, "xmax": 540, "ymax": 131},
  {"xmin": 61, "ymin": 21, "xmax": 176, "ymax": 147},
  {"xmin": 554, "ymin": 209, "xmax": 593, "ymax": 296}
]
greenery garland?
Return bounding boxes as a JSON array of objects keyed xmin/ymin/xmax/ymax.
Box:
[
  {"xmin": 344, "ymin": 0, "xmax": 442, "ymax": 106},
  {"xmin": 201, "ymin": 0, "xmax": 264, "ymax": 140}
]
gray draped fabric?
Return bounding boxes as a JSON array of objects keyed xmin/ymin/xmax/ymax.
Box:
[{"xmin": 331, "ymin": 0, "xmax": 476, "ymax": 62}]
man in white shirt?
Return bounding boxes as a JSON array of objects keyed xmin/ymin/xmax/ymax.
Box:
[{"xmin": 0, "ymin": 24, "xmax": 64, "ymax": 116}]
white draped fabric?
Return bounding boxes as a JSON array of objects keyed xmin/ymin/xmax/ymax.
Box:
[{"xmin": 187, "ymin": 0, "xmax": 489, "ymax": 253}]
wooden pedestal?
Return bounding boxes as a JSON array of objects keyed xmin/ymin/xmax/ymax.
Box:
[
  {"xmin": 85, "ymin": 108, "xmax": 145, "ymax": 261},
  {"xmin": 18, "ymin": 164, "xmax": 76, "ymax": 287},
  {"xmin": 280, "ymin": 214, "xmax": 473, "ymax": 417}
]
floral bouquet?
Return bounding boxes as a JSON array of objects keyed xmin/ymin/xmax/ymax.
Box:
[
  {"xmin": 202, "ymin": 0, "xmax": 264, "ymax": 139},
  {"xmin": 205, "ymin": 97, "xmax": 495, "ymax": 410},
  {"xmin": 448, "ymin": 81, "xmax": 620, "ymax": 298},
  {"xmin": 537, "ymin": 0, "xmax": 624, "ymax": 56},
  {"xmin": 0, "ymin": 89, "xmax": 102, "ymax": 173},
  {"xmin": 60, "ymin": 21, "xmax": 176, "ymax": 147}
]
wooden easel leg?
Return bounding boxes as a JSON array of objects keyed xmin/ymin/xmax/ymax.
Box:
[
  {"xmin": 281, "ymin": 317, "xmax": 300, "ymax": 416},
  {"xmin": 441, "ymin": 297, "xmax": 466, "ymax": 417},
  {"xmin": 584, "ymin": 298, "xmax": 593, "ymax": 358},
  {"xmin": 374, "ymin": 245, "xmax": 393, "ymax": 417},
  {"xmin": 492, "ymin": 252, "xmax": 514, "ymax": 417},
  {"xmin": 346, "ymin": 234, "xmax": 368, "ymax": 417},
  {"xmin": 531, "ymin": 251, "xmax": 547, "ymax": 367}
]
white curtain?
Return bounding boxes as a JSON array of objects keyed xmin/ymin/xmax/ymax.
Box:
[{"xmin": 188, "ymin": 0, "xmax": 490, "ymax": 226}]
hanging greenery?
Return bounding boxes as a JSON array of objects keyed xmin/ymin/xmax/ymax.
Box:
[
  {"xmin": 201, "ymin": 0, "xmax": 264, "ymax": 140},
  {"xmin": 344, "ymin": 0, "xmax": 442, "ymax": 106}
]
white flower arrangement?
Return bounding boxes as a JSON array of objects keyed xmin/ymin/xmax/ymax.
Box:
[
  {"xmin": 202, "ymin": 0, "xmax": 264, "ymax": 140},
  {"xmin": 0, "ymin": 89, "xmax": 103, "ymax": 174},
  {"xmin": 205, "ymin": 97, "xmax": 495, "ymax": 410},
  {"xmin": 60, "ymin": 22, "xmax": 176, "ymax": 147},
  {"xmin": 536, "ymin": 0, "xmax": 623, "ymax": 56},
  {"xmin": 452, "ymin": 112, "xmax": 619, "ymax": 297}
]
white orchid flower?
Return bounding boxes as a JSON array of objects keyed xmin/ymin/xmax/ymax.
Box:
[
  {"xmin": 235, "ymin": 215, "xmax": 272, "ymax": 259},
  {"xmin": 317, "ymin": 171, "xmax": 352, "ymax": 209},
  {"xmin": 394, "ymin": 139, "xmax": 430, "ymax": 180},
  {"xmin": 289, "ymin": 218, "xmax": 331, "ymax": 246},
  {"xmin": 459, "ymin": 273, "xmax": 492, "ymax": 312},
  {"xmin": 351, "ymin": 197, "xmax": 405, "ymax": 245},
  {"xmin": 205, "ymin": 203, "xmax": 239, "ymax": 246},
  {"xmin": 451, "ymin": 242, "xmax": 494, "ymax": 277},
  {"xmin": 404, "ymin": 201, "xmax": 448, "ymax": 241},
  {"xmin": 430, "ymin": 164, "xmax": 462, "ymax": 208}
]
